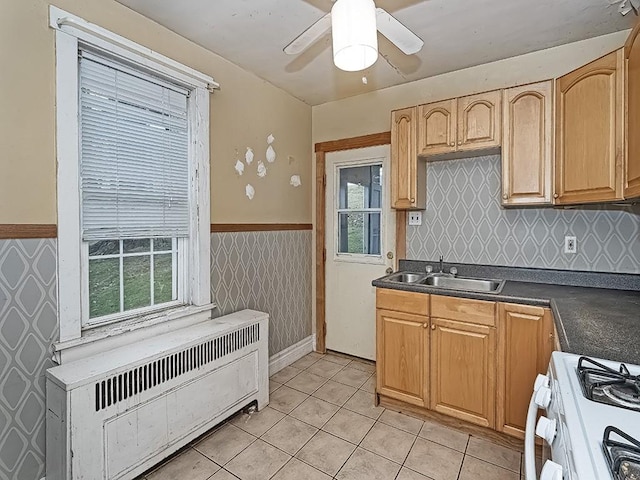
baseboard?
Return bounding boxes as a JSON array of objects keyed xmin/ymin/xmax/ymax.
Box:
[{"xmin": 269, "ymin": 334, "xmax": 315, "ymax": 376}]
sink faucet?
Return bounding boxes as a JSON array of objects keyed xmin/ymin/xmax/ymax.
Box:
[{"xmin": 439, "ymin": 255, "xmax": 444, "ymax": 273}]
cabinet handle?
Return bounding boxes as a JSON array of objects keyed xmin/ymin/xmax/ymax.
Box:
[
  {"xmin": 457, "ymin": 141, "xmax": 462, "ymax": 145},
  {"xmin": 553, "ymin": 193, "xmax": 559, "ymax": 199},
  {"xmin": 449, "ymin": 142, "xmax": 454, "ymax": 147},
  {"xmin": 410, "ymin": 198, "xmax": 415, "ymax": 203},
  {"xmin": 502, "ymin": 193, "xmax": 508, "ymax": 200},
  {"xmin": 422, "ymin": 323, "xmax": 428, "ymax": 329},
  {"xmin": 431, "ymin": 324, "xmax": 436, "ymax": 330}
]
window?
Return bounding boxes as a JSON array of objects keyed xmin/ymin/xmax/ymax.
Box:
[
  {"xmin": 52, "ymin": 6, "xmax": 216, "ymax": 344},
  {"xmin": 336, "ymin": 164, "xmax": 382, "ymax": 256}
]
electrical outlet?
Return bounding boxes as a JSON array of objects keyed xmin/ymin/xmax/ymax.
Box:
[
  {"xmin": 408, "ymin": 211, "xmax": 422, "ymax": 226},
  {"xmin": 564, "ymin": 236, "xmax": 577, "ymax": 254}
]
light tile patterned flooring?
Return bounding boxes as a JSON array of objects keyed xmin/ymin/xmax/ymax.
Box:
[{"xmin": 141, "ymin": 352, "xmax": 529, "ymax": 480}]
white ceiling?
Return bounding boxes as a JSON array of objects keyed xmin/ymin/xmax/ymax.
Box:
[{"xmin": 115, "ymin": 0, "xmax": 635, "ymax": 105}]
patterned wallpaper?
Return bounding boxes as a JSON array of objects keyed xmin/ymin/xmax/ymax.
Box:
[
  {"xmin": 407, "ymin": 155, "xmax": 640, "ymax": 274},
  {"xmin": 0, "ymin": 239, "xmax": 58, "ymax": 480},
  {"xmin": 211, "ymin": 230, "xmax": 313, "ymax": 356}
]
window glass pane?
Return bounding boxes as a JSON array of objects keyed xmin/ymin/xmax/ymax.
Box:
[
  {"xmin": 338, "ymin": 165, "xmax": 382, "ymax": 209},
  {"xmin": 338, "ymin": 212, "xmax": 381, "ymax": 255},
  {"xmin": 123, "ymin": 238, "xmax": 150, "ymax": 253},
  {"xmin": 123, "ymin": 256, "xmax": 151, "ymax": 310},
  {"xmin": 89, "ymin": 258, "xmax": 120, "ymax": 318},
  {"xmin": 89, "ymin": 240, "xmax": 119, "ymax": 256},
  {"xmin": 154, "ymin": 254, "xmax": 174, "ymax": 304},
  {"xmin": 154, "ymin": 237, "xmax": 172, "ymax": 252}
]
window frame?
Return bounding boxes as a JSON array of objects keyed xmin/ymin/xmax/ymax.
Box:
[
  {"xmin": 332, "ymin": 159, "xmax": 386, "ymax": 265},
  {"xmin": 52, "ymin": 6, "xmax": 215, "ymax": 344}
]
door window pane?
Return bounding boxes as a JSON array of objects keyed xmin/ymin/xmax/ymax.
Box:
[
  {"xmin": 338, "ymin": 212, "xmax": 381, "ymax": 255},
  {"xmin": 339, "ymin": 165, "xmax": 382, "ymax": 209},
  {"xmin": 336, "ymin": 163, "xmax": 383, "ymax": 257}
]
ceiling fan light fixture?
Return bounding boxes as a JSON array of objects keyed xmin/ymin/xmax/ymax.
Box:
[{"xmin": 331, "ymin": 0, "xmax": 378, "ymax": 72}]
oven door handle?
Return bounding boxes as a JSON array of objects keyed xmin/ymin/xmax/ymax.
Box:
[
  {"xmin": 524, "ymin": 374, "xmax": 549, "ymax": 480},
  {"xmin": 524, "ymin": 388, "xmax": 539, "ymax": 479}
]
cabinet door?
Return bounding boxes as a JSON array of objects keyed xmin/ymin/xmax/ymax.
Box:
[
  {"xmin": 555, "ymin": 50, "xmax": 624, "ymax": 204},
  {"xmin": 502, "ymin": 81, "xmax": 554, "ymax": 205},
  {"xmin": 430, "ymin": 318, "xmax": 496, "ymax": 428},
  {"xmin": 391, "ymin": 107, "xmax": 424, "ymax": 209},
  {"xmin": 457, "ymin": 90, "xmax": 502, "ymax": 151},
  {"xmin": 497, "ymin": 304, "xmax": 554, "ymax": 438},
  {"xmin": 376, "ymin": 309, "xmax": 428, "ymax": 407},
  {"xmin": 626, "ymin": 25, "xmax": 640, "ymax": 198},
  {"xmin": 417, "ymin": 99, "xmax": 457, "ymax": 156}
]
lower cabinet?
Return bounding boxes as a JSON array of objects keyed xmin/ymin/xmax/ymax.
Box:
[
  {"xmin": 376, "ymin": 309, "xmax": 429, "ymax": 407},
  {"xmin": 375, "ymin": 288, "xmax": 556, "ymax": 439},
  {"xmin": 496, "ymin": 303, "xmax": 554, "ymax": 438},
  {"xmin": 430, "ymin": 318, "xmax": 496, "ymax": 428}
]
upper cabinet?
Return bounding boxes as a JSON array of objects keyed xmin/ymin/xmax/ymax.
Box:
[
  {"xmin": 417, "ymin": 99, "xmax": 456, "ymax": 156},
  {"xmin": 457, "ymin": 90, "xmax": 502, "ymax": 152},
  {"xmin": 555, "ymin": 50, "xmax": 625, "ymax": 204},
  {"xmin": 391, "ymin": 107, "xmax": 426, "ymax": 209},
  {"xmin": 626, "ymin": 24, "xmax": 640, "ymax": 199},
  {"xmin": 501, "ymin": 81, "xmax": 554, "ymax": 205},
  {"xmin": 417, "ymin": 92, "xmax": 501, "ymax": 157}
]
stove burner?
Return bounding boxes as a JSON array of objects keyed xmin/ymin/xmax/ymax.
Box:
[
  {"xmin": 577, "ymin": 357, "xmax": 640, "ymax": 411},
  {"xmin": 603, "ymin": 426, "xmax": 640, "ymax": 480}
]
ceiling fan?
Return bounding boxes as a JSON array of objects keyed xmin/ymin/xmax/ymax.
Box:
[{"xmin": 284, "ymin": 0, "xmax": 423, "ymax": 72}]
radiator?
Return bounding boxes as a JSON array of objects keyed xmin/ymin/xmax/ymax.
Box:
[{"xmin": 46, "ymin": 309, "xmax": 269, "ymax": 480}]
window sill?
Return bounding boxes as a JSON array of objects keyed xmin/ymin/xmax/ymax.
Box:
[{"xmin": 53, "ymin": 303, "xmax": 216, "ymax": 364}]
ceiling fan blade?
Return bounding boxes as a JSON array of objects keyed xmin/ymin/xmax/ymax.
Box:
[
  {"xmin": 375, "ymin": 7, "xmax": 423, "ymax": 55},
  {"xmin": 284, "ymin": 12, "xmax": 332, "ymax": 55}
]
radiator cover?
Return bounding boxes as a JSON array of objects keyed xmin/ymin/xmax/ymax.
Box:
[{"xmin": 46, "ymin": 310, "xmax": 269, "ymax": 480}]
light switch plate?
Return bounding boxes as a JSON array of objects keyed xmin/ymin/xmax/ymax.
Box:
[{"xmin": 408, "ymin": 212, "xmax": 422, "ymax": 226}]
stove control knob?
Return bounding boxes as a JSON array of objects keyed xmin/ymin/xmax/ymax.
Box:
[
  {"xmin": 534, "ymin": 386, "xmax": 552, "ymax": 408},
  {"xmin": 540, "ymin": 460, "xmax": 563, "ymax": 480},
  {"xmin": 535, "ymin": 416, "xmax": 557, "ymax": 445},
  {"xmin": 534, "ymin": 373, "xmax": 550, "ymax": 392}
]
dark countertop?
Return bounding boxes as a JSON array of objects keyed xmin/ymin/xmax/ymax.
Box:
[{"xmin": 372, "ymin": 270, "xmax": 640, "ymax": 365}]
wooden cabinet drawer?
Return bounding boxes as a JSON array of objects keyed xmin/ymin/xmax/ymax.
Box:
[
  {"xmin": 376, "ymin": 288, "xmax": 429, "ymax": 316},
  {"xmin": 431, "ymin": 295, "xmax": 495, "ymax": 326}
]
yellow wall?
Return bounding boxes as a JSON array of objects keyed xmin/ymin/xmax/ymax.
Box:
[
  {"xmin": 0, "ymin": 0, "xmax": 312, "ymax": 224},
  {"xmin": 312, "ymin": 30, "xmax": 629, "ymax": 143},
  {"xmin": 309, "ymin": 30, "xmax": 630, "ymax": 334}
]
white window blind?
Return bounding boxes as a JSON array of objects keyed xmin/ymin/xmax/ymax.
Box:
[{"xmin": 79, "ymin": 51, "xmax": 190, "ymax": 240}]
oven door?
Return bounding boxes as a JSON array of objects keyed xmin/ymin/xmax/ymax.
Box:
[{"xmin": 523, "ymin": 374, "xmax": 566, "ymax": 480}]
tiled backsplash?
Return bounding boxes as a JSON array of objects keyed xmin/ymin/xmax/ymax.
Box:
[
  {"xmin": 407, "ymin": 155, "xmax": 640, "ymax": 274},
  {"xmin": 211, "ymin": 230, "xmax": 313, "ymax": 356},
  {"xmin": 0, "ymin": 239, "xmax": 58, "ymax": 480}
]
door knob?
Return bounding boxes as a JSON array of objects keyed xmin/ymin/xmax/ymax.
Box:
[{"xmin": 386, "ymin": 252, "xmax": 394, "ymax": 259}]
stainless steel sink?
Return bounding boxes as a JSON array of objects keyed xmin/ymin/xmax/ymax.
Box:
[
  {"xmin": 386, "ymin": 272, "xmax": 427, "ymax": 283},
  {"xmin": 421, "ymin": 276, "xmax": 505, "ymax": 293}
]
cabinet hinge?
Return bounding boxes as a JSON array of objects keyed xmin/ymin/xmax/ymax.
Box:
[{"xmin": 322, "ymin": 248, "xmax": 327, "ymax": 262}]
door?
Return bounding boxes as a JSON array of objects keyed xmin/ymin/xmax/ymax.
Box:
[
  {"xmin": 430, "ymin": 318, "xmax": 496, "ymax": 428},
  {"xmin": 376, "ymin": 309, "xmax": 428, "ymax": 407},
  {"xmin": 390, "ymin": 107, "xmax": 424, "ymax": 209},
  {"xmin": 555, "ymin": 50, "xmax": 624, "ymax": 204},
  {"xmin": 497, "ymin": 303, "xmax": 554, "ymax": 438},
  {"xmin": 501, "ymin": 81, "xmax": 553, "ymax": 205},
  {"xmin": 325, "ymin": 145, "xmax": 395, "ymax": 360},
  {"xmin": 417, "ymin": 99, "xmax": 457, "ymax": 156},
  {"xmin": 457, "ymin": 90, "xmax": 502, "ymax": 152}
]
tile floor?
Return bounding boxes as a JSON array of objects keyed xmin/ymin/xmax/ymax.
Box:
[{"xmin": 141, "ymin": 352, "xmax": 530, "ymax": 480}]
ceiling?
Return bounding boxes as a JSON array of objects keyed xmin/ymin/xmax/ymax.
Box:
[{"xmin": 115, "ymin": 0, "xmax": 635, "ymax": 105}]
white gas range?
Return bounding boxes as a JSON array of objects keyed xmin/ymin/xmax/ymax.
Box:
[{"xmin": 525, "ymin": 351, "xmax": 640, "ymax": 480}]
